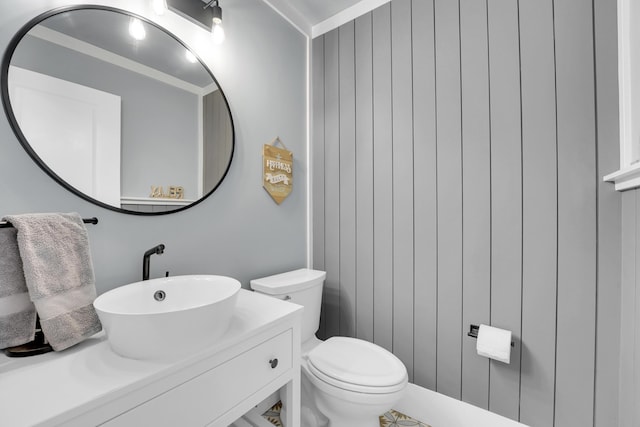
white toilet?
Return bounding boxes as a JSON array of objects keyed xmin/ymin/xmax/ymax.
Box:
[{"xmin": 250, "ymin": 268, "xmax": 408, "ymax": 427}]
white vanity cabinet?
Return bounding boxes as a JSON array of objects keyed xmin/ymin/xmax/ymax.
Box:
[
  {"xmin": 104, "ymin": 330, "xmax": 293, "ymax": 426},
  {"xmin": 0, "ymin": 290, "xmax": 302, "ymax": 427}
]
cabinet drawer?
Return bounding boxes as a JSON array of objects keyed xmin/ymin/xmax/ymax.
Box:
[{"xmin": 103, "ymin": 329, "xmax": 292, "ymax": 426}]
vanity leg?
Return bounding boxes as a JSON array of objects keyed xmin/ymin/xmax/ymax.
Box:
[
  {"xmin": 285, "ymin": 321, "xmax": 301, "ymax": 427},
  {"xmin": 283, "ymin": 375, "xmax": 300, "ymax": 427}
]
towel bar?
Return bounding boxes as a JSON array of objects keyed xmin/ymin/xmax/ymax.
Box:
[
  {"xmin": 1, "ymin": 216, "xmax": 98, "ymax": 356},
  {"xmin": 0, "ymin": 217, "xmax": 98, "ymax": 228},
  {"xmin": 4, "ymin": 315, "xmax": 52, "ymax": 357}
]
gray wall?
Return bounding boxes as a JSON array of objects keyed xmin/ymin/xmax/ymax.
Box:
[
  {"xmin": 311, "ymin": 0, "xmax": 622, "ymax": 426},
  {"xmin": 620, "ymin": 190, "xmax": 640, "ymax": 427},
  {"xmin": 12, "ymin": 34, "xmax": 200, "ymax": 201},
  {"xmin": 0, "ymin": 0, "xmax": 307, "ymax": 290}
]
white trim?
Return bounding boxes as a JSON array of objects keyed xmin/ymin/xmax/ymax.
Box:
[
  {"xmin": 202, "ymin": 82, "xmax": 219, "ymax": 95},
  {"xmin": 198, "ymin": 94, "xmax": 204, "ymax": 199},
  {"xmin": 305, "ymin": 35, "xmax": 313, "ymax": 268},
  {"xmin": 604, "ymin": 164, "xmax": 640, "ymax": 191},
  {"xmin": 311, "ymin": 0, "xmax": 391, "ymax": 38},
  {"xmin": 28, "ymin": 25, "xmax": 205, "ymax": 95},
  {"xmin": 603, "ymin": 0, "xmax": 640, "ymax": 191},
  {"xmin": 618, "ymin": 0, "xmax": 633, "ymax": 167},
  {"xmin": 120, "ymin": 196, "xmax": 195, "ymax": 206},
  {"xmin": 395, "ymin": 383, "xmax": 528, "ymax": 427}
]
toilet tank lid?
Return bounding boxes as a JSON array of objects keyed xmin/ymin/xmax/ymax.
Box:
[{"xmin": 250, "ymin": 268, "xmax": 326, "ymax": 295}]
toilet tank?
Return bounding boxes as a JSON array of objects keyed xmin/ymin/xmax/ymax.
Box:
[{"xmin": 250, "ymin": 268, "xmax": 326, "ymax": 343}]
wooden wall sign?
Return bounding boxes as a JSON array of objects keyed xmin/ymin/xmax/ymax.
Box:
[{"xmin": 263, "ymin": 137, "xmax": 293, "ymax": 205}]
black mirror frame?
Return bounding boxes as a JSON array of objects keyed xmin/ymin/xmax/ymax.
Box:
[{"xmin": 1, "ymin": 5, "xmax": 235, "ymax": 216}]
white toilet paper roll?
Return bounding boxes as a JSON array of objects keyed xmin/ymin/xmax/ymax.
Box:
[{"xmin": 476, "ymin": 324, "xmax": 512, "ymax": 364}]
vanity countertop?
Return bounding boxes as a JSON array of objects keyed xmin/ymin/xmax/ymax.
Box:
[{"xmin": 0, "ymin": 289, "xmax": 302, "ymax": 427}]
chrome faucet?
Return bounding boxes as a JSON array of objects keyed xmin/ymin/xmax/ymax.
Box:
[{"xmin": 143, "ymin": 244, "xmax": 165, "ymax": 281}]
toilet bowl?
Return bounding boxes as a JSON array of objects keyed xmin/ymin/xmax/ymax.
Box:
[
  {"xmin": 302, "ymin": 336, "xmax": 407, "ymax": 427},
  {"xmin": 251, "ymin": 269, "xmax": 408, "ymax": 427}
]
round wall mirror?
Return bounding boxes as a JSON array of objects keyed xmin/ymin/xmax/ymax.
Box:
[{"xmin": 1, "ymin": 6, "xmax": 234, "ymax": 215}]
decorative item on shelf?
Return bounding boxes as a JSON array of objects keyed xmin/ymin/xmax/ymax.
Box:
[
  {"xmin": 150, "ymin": 186, "xmax": 185, "ymax": 199},
  {"xmin": 263, "ymin": 137, "xmax": 293, "ymax": 205}
]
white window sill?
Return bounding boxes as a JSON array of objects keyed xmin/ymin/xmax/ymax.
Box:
[{"xmin": 603, "ymin": 163, "xmax": 640, "ymax": 191}]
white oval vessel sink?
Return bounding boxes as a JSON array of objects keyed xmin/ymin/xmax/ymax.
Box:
[{"xmin": 94, "ymin": 275, "xmax": 241, "ymax": 360}]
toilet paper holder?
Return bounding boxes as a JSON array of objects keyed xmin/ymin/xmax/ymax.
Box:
[{"xmin": 468, "ymin": 324, "xmax": 514, "ymax": 347}]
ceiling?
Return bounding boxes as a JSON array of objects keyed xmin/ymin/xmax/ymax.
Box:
[
  {"xmin": 264, "ymin": 0, "xmax": 389, "ymax": 37},
  {"xmin": 36, "ymin": 8, "xmax": 215, "ymax": 89},
  {"xmin": 286, "ymin": 0, "xmax": 364, "ymax": 24}
]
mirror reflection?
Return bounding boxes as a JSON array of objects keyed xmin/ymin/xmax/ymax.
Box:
[{"xmin": 3, "ymin": 7, "xmax": 234, "ymax": 214}]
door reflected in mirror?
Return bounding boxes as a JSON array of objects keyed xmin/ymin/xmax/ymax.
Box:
[{"xmin": 2, "ymin": 6, "xmax": 234, "ymax": 214}]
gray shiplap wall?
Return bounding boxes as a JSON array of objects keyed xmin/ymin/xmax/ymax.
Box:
[
  {"xmin": 620, "ymin": 190, "xmax": 640, "ymax": 427},
  {"xmin": 311, "ymin": 0, "xmax": 621, "ymax": 426}
]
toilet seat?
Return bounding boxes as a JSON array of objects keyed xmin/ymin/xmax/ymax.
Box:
[{"xmin": 306, "ymin": 337, "xmax": 407, "ymax": 394}]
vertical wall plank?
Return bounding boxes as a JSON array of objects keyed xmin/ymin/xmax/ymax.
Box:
[
  {"xmin": 487, "ymin": 0, "xmax": 522, "ymax": 419},
  {"xmin": 635, "ymin": 194, "xmax": 640, "ymax": 426},
  {"xmin": 518, "ymin": 0, "xmax": 557, "ymax": 425},
  {"xmin": 323, "ymin": 29, "xmax": 341, "ymax": 339},
  {"xmin": 593, "ymin": 0, "xmax": 622, "ymax": 424},
  {"xmin": 391, "ymin": 0, "xmax": 415, "ymax": 380},
  {"xmin": 554, "ymin": 0, "xmax": 597, "ymax": 424},
  {"xmin": 203, "ymin": 91, "xmax": 232, "ymax": 188},
  {"xmin": 619, "ymin": 192, "xmax": 635, "ymax": 427},
  {"xmin": 372, "ymin": 3, "xmax": 394, "ymax": 352},
  {"xmin": 411, "ymin": 0, "xmax": 438, "ymax": 390},
  {"xmin": 434, "ymin": 0, "xmax": 463, "ymax": 399},
  {"xmin": 339, "ymin": 22, "xmax": 357, "ymax": 338},
  {"xmin": 459, "ymin": 0, "xmax": 491, "ymax": 409},
  {"xmin": 354, "ymin": 12, "xmax": 375, "ymax": 343},
  {"xmin": 312, "ymin": 36, "xmax": 326, "ymax": 338}
]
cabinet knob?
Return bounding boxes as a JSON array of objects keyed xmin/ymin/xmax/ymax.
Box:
[{"xmin": 269, "ymin": 358, "xmax": 279, "ymax": 369}]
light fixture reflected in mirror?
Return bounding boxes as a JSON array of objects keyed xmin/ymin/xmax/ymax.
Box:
[
  {"xmin": 152, "ymin": 0, "xmax": 168, "ymax": 16},
  {"xmin": 185, "ymin": 49, "xmax": 197, "ymax": 63},
  {"xmin": 128, "ymin": 17, "xmax": 146, "ymax": 40}
]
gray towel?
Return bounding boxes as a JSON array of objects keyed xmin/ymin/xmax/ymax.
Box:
[
  {"xmin": 0, "ymin": 228, "xmax": 36, "ymax": 349},
  {"xmin": 3, "ymin": 213, "xmax": 102, "ymax": 351}
]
